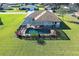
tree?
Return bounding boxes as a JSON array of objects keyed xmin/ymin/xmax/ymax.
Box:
[
  {"xmin": 0, "ymin": 18, "xmax": 3, "ymax": 25},
  {"xmin": 56, "ymin": 5, "xmax": 68, "ymax": 19}
]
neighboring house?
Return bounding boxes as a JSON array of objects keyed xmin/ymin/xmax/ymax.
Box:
[
  {"xmin": 19, "ymin": 5, "xmax": 38, "ymax": 11},
  {"xmin": 68, "ymin": 3, "xmax": 79, "ymax": 12},
  {"xmin": 44, "ymin": 4, "xmax": 60, "ymax": 11},
  {"xmin": 0, "ymin": 3, "xmax": 12, "ymax": 10},
  {"xmin": 45, "ymin": 5, "xmax": 56, "ymax": 10},
  {"xmin": 16, "ymin": 10, "xmax": 62, "ymax": 38},
  {"xmin": 73, "ymin": 11, "xmax": 79, "ymax": 18},
  {"xmin": 8, "ymin": 3, "xmax": 21, "ymax": 7},
  {"xmin": 0, "ymin": 3, "xmax": 3, "ymax": 10}
]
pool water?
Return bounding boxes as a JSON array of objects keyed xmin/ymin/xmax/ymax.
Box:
[{"xmin": 26, "ymin": 28, "xmax": 50, "ymax": 34}]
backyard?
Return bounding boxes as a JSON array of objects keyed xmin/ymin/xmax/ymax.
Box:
[{"xmin": 0, "ymin": 14, "xmax": 79, "ymax": 56}]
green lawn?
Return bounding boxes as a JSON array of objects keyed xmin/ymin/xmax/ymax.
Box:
[
  {"xmin": 0, "ymin": 14, "xmax": 79, "ymax": 56},
  {"xmin": 0, "ymin": 8, "xmax": 26, "ymax": 12}
]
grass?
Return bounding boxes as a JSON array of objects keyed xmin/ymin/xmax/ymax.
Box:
[
  {"xmin": 5, "ymin": 8, "xmax": 26, "ymax": 12},
  {"xmin": 0, "ymin": 14, "xmax": 79, "ymax": 55},
  {"xmin": 39, "ymin": 8, "xmax": 44, "ymax": 10},
  {"xmin": 0, "ymin": 8, "xmax": 26, "ymax": 12}
]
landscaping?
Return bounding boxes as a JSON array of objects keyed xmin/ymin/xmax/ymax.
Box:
[{"xmin": 0, "ymin": 13, "xmax": 79, "ymax": 55}]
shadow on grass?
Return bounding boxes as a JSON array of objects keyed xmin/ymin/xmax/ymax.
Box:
[
  {"xmin": 16, "ymin": 30, "xmax": 70, "ymax": 45},
  {"xmin": 66, "ymin": 20, "xmax": 79, "ymax": 25},
  {"xmin": 16, "ymin": 35, "xmax": 46, "ymax": 45},
  {"xmin": 0, "ymin": 10, "xmax": 6, "ymax": 12},
  {"xmin": 57, "ymin": 30, "xmax": 70, "ymax": 40},
  {"xmin": 0, "ymin": 18, "xmax": 3, "ymax": 25},
  {"xmin": 58, "ymin": 21, "xmax": 71, "ymax": 30},
  {"xmin": 37, "ymin": 38, "xmax": 46, "ymax": 45}
]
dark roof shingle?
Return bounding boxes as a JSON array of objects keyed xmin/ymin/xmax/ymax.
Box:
[{"xmin": 28, "ymin": 10, "xmax": 61, "ymax": 22}]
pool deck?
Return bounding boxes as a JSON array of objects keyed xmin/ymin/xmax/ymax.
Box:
[{"xmin": 17, "ymin": 28, "xmax": 58, "ymax": 39}]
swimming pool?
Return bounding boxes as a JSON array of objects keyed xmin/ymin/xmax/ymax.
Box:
[{"xmin": 26, "ymin": 28, "xmax": 50, "ymax": 34}]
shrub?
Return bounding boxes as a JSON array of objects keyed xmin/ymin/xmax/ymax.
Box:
[{"xmin": 37, "ymin": 39, "xmax": 45, "ymax": 45}]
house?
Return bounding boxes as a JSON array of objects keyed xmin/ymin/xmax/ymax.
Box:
[
  {"xmin": 44, "ymin": 4, "xmax": 60, "ymax": 12},
  {"xmin": 68, "ymin": 3, "xmax": 79, "ymax": 12},
  {"xmin": 72, "ymin": 11, "xmax": 79, "ymax": 18},
  {"xmin": 0, "ymin": 3, "xmax": 3, "ymax": 10},
  {"xmin": 16, "ymin": 10, "xmax": 62, "ymax": 38},
  {"xmin": 19, "ymin": 5, "xmax": 38, "ymax": 11},
  {"xmin": 0, "ymin": 3, "xmax": 13, "ymax": 10},
  {"xmin": 45, "ymin": 5, "xmax": 56, "ymax": 10}
]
